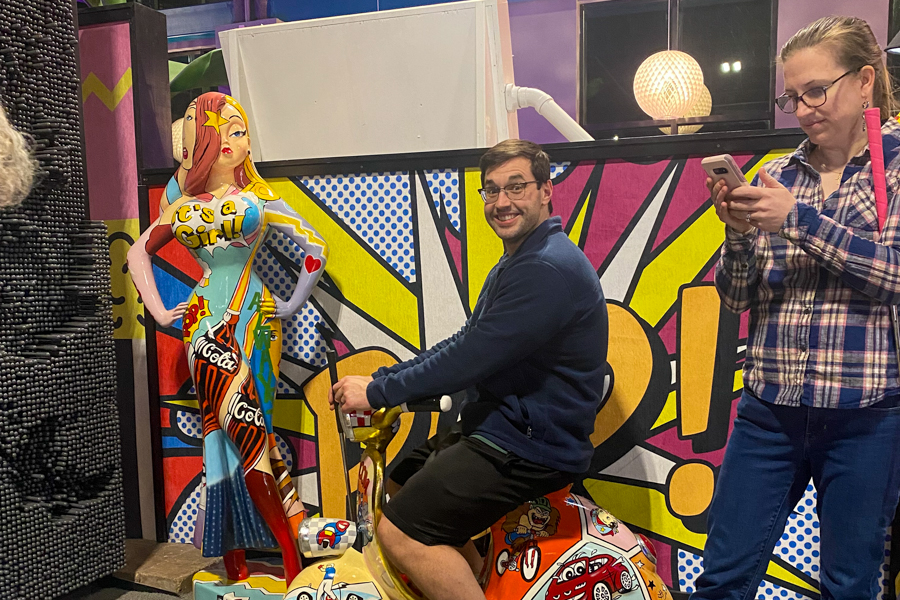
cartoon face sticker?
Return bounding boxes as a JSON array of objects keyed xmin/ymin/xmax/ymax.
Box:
[
  {"xmin": 317, "ymin": 520, "xmax": 351, "ymax": 550},
  {"xmin": 527, "ymin": 500, "xmax": 553, "ymax": 531},
  {"xmin": 591, "ymin": 506, "xmax": 620, "ymax": 537}
]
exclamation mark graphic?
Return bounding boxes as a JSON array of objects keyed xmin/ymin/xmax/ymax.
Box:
[{"xmin": 677, "ymin": 284, "xmax": 741, "ymax": 453}]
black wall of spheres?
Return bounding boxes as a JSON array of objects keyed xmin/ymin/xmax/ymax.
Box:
[{"xmin": 0, "ymin": 1, "xmax": 124, "ymax": 597}]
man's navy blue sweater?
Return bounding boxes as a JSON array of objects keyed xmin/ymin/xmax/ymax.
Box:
[{"xmin": 366, "ymin": 216, "xmax": 608, "ymax": 473}]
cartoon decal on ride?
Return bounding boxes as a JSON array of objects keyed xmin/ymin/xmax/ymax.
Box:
[
  {"xmin": 318, "ymin": 521, "xmax": 352, "ymax": 550},
  {"xmin": 547, "ymin": 552, "xmax": 637, "ymax": 600},
  {"xmin": 497, "ymin": 496, "xmax": 561, "ymax": 581},
  {"xmin": 281, "ymin": 541, "xmax": 385, "ymax": 600},
  {"xmin": 317, "ymin": 563, "xmax": 337, "ymax": 600},
  {"xmin": 591, "ymin": 507, "xmax": 620, "ymax": 537},
  {"xmin": 290, "ymin": 579, "xmax": 381, "ymax": 600},
  {"xmin": 357, "ymin": 459, "xmax": 374, "ymax": 546}
]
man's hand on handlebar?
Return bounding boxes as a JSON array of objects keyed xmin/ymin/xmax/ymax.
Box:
[{"xmin": 330, "ymin": 375, "xmax": 375, "ymax": 413}]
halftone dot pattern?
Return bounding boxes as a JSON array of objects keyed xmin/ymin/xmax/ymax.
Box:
[
  {"xmin": 678, "ymin": 483, "xmax": 890, "ymax": 599},
  {"xmin": 168, "ymin": 483, "xmax": 201, "ymax": 544},
  {"xmin": 277, "ymin": 378, "xmax": 296, "ymax": 394},
  {"xmin": 774, "ymin": 483, "xmax": 820, "ymax": 578},
  {"xmin": 274, "ymin": 432, "xmax": 293, "ymax": 471},
  {"xmin": 550, "ymin": 162, "xmax": 571, "ymax": 180},
  {"xmin": 425, "ymin": 169, "xmax": 460, "ymax": 230},
  {"xmin": 301, "ymin": 172, "xmax": 415, "ymax": 282},
  {"xmin": 879, "ymin": 530, "xmax": 891, "ymax": 598},
  {"xmin": 677, "ymin": 550, "xmax": 703, "ymax": 592},
  {"xmin": 755, "ymin": 581, "xmax": 810, "ymax": 600},
  {"xmin": 250, "ymin": 231, "xmax": 327, "ymax": 369},
  {"xmin": 283, "ymin": 303, "xmax": 327, "ymax": 367},
  {"xmin": 254, "ymin": 232, "xmax": 302, "ymax": 302},
  {"xmin": 175, "ymin": 411, "xmax": 202, "ymax": 439}
]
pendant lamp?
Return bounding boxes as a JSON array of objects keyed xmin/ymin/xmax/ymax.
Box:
[{"xmin": 633, "ymin": 0, "xmax": 706, "ymax": 128}]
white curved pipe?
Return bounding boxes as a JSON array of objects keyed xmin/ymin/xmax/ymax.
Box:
[{"xmin": 504, "ymin": 84, "xmax": 594, "ymax": 143}]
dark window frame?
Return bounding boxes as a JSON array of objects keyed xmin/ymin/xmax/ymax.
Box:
[{"xmin": 578, "ymin": 0, "xmax": 778, "ymax": 137}]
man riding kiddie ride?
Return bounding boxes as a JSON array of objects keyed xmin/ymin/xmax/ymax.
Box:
[
  {"xmin": 286, "ymin": 140, "xmax": 669, "ymax": 600},
  {"xmin": 282, "ymin": 390, "xmax": 669, "ymax": 600}
]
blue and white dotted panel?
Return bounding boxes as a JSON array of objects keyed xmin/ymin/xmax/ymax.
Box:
[
  {"xmin": 301, "ymin": 172, "xmax": 415, "ymax": 282},
  {"xmin": 282, "ymin": 303, "xmax": 327, "ymax": 367},
  {"xmin": 425, "ymin": 169, "xmax": 461, "ymax": 230},
  {"xmin": 176, "ymin": 411, "xmax": 202, "ymax": 439},
  {"xmin": 755, "ymin": 581, "xmax": 808, "ymax": 600},
  {"xmin": 677, "ymin": 481, "xmax": 891, "ymax": 599},
  {"xmin": 169, "ymin": 482, "xmax": 201, "ymax": 544},
  {"xmin": 677, "ymin": 550, "xmax": 703, "ymax": 592},
  {"xmin": 277, "ymin": 378, "xmax": 297, "ymax": 395},
  {"xmin": 273, "ymin": 431, "xmax": 293, "ymax": 471},
  {"xmin": 774, "ymin": 483, "xmax": 819, "ymax": 578},
  {"xmin": 255, "ymin": 232, "xmax": 302, "ymax": 301},
  {"xmin": 252, "ymin": 233, "xmax": 328, "ymax": 370},
  {"xmin": 550, "ymin": 162, "xmax": 570, "ymax": 180}
]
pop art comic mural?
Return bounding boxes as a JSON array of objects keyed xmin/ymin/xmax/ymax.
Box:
[{"xmin": 148, "ymin": 151, "xmax": 892, "ymax": 599}]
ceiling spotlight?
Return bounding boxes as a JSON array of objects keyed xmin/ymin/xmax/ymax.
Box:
[
  {"xmin": 732, "ymin": 61, "xmax": 742, "ymax": 72},
  {"xmin": 720, "ymin": 62, "xmax": 730, "ymax": 74}
]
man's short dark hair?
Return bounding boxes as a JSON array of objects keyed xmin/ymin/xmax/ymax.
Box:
[{"xmin": 479, "ymin": 139, "xmax": 551, "ymax": 186}]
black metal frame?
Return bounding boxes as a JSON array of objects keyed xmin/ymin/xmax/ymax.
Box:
[
  {"xmin": 78, "ymin": 1, "xmax": 173, "ymax": 543},
  {"xmin": 141, "ymin": 128, "xmax": 806, "ymax": 186}
]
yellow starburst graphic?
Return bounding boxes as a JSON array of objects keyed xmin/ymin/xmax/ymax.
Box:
[{"xmin": 203, "ymin": 110, "xmax": 229, "ymax": 133}]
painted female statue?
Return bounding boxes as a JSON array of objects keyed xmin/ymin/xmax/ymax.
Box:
[{"xmin": 128, "ymin": 92, "xmax": 328, "ymax": 582}]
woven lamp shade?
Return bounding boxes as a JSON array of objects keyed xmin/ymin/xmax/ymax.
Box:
[
  {"xmin": 659, "ymin": 84, "xmax": 712, "ymax": 134},
  {"xmin": 634, "ymin": 50, "xmax": 704, "ymax": 120}
]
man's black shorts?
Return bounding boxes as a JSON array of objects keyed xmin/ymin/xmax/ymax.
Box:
[{"xmin": 383, "ymin": 426, "xmax": 576, "ymax": 547}]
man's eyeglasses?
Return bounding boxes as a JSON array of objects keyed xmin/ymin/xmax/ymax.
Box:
[
  {"xmin": 478, "ymin": 181, "xmax": 541, "ymax": 203},
  {"xmin": 775, "ymin": 68, "xmax": 860, "ymax": 114}
]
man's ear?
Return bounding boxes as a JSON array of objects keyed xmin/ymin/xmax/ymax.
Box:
[{"xmin": 542, "ymin": 180, "xmax": 553, "ymax": 205}]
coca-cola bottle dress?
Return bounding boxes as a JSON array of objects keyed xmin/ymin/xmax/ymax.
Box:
[{"xmin": 174, "ymin": 187, "xmax": 303, "ymax": 556}]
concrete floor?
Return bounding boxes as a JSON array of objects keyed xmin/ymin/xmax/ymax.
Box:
[
  {"xmin": 53, "ymin": 539, "xmax": 222, "ymax": 600},
  {"xmin": 59, "ymin": 577, "xmax": 185, "ymax": 600}
]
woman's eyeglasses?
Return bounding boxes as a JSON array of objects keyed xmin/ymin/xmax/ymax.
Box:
[{"xmin": 775, "ymin": 68, "xmax": 860, "ymax": 114}]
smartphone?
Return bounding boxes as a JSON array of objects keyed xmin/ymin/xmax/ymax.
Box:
[{"xmin": 701, "ymin": 154, "xmax": 749, "ymax": 189}]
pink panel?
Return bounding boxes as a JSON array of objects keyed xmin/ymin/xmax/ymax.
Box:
[
  {"xmin": 647, "ymin": 398, "xmax": 740, "ymax": 466},
  {"xmin": 444, "ymin": 229, "xmax": 462, "ymax": 282},
  {"xmin": 583, "ymin": 160, "xmax": 671, "ymax": 271},
  {"xmin": 79, "ymin": 22, "xmax": 139, "ymax": 221},
  {"xmin": 652, "ymin": 538, "xmax": 673, "ymax": 587},
  {"xmin": 334, "ymin": 339, "xmax": 350, "ymax": 357},
  {"xmin": 291, "ymin": 436, "xmax": 318, "ymax": 471},
  {"xmin": 550, "ymin": 162, "xmax": 595, "ymax": 228},
  {"xmin": 657, "ymin": 314, "xmax": 677, "ymax": 355},
  {"xmin": 652, "ymin": 154, "xmax": 754, "ymax": 251}
]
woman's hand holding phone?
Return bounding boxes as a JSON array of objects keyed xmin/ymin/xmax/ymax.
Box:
[
  {"xmin": 708, "ymin": 177, "xmax": 754, "ymax": 234},
  {"xmin": 702, "ymin": 154, "xmax": 754, "ymax": 234}
]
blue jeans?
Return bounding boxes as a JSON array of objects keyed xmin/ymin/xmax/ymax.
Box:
[{"xmin": 691, "ymin": 392, "xmax": 900, "ymax": 600}]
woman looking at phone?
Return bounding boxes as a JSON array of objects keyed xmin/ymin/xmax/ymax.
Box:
[{"xmin": 698, "ymin": 16, "xmax": 900, "ymax": 599}]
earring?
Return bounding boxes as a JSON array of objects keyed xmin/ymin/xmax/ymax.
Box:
[{"xmin": 863, "ymin": 100, "xmax": 870, "ymax": 131}]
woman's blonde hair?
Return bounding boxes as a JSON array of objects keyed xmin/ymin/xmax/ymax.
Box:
[
  {"xmin": 780, "ymin": 16, "xmax": 897, "ymax": 121},
  {"xmin": 0, "ymin": 105, "xmax": 37, "ymax": 208}
]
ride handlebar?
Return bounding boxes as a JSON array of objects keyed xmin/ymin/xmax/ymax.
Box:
[{"xmin": 400, "ymin": 395, "xmax": 452, "ymax": 413}]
